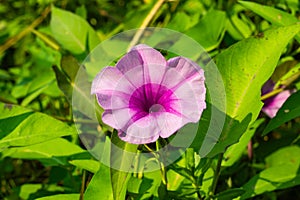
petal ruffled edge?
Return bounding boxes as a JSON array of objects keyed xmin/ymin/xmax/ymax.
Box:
[
  {"xmin": 91, "ymin": 66, "xmax": 123, "ymax": 95},
  {"xmin": 116, "ymin": 44, "xmax": 167, "ymax": 86},
  {"xmin": 165, "ymin": 56, "xmax": 206, "ymax": 122}
]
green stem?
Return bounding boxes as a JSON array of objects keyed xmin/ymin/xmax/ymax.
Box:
[
  {"xmin": 210, "ymin": 153, "xmax": 224, "ymax": 196},
  {"xmin": 127, "ymin": 0, "xmax": 165, "ymax": 50},
  {"xmin": 31, "ymin": 29, "xmax": 60, "ymax": 50},
  {"xmin": 80, "ymin": 170, "xmax": 86, "ymax": 200},
  {"xmin": 156, "ymin": 140, "xmax": 168, "ymax": 186},
  {"xmin": 160, "ymin": 161, "xmax": 168, "ymax": 186},
  {"xmin": 261, "ymin": 88, "xmax": 284, "ymax": 101}
]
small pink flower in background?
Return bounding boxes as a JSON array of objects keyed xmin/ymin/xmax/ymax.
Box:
[
  {"xmin": 91, "ymin": 44, "xmax": 206, "ymax": 144},
  {"xmin": 262, "ymin": 80, "xmax": 294, "ymax": 118}
]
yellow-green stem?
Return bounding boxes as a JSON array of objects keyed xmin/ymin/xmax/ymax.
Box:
[
  {"xmin": 127, "ymin": 0, "xmax": 165, "ymax": 51},
  {"xmin": 261, "ymin": 88, "xmax": 284, "ymax": 101}
]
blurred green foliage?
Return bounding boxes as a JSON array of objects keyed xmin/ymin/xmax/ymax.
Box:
[{"xmin": 0, "ymin": 0, "xmax": 300, "ymax": 199}]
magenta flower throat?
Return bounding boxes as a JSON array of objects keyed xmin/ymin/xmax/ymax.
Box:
[{"xmin": 91, "ymin": 44, "xmax": 206, "ymax": 144}]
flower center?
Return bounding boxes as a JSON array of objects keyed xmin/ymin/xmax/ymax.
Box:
[
  {"xmin": 149, "ymin": 104, "xmax": 164, "ymax": 113},
  {"xmin": 129, "ymin": 83, "xmax": 174, "ymax": 118}
]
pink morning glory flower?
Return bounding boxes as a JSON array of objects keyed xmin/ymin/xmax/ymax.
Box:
[
  {"xmin": 91, "ymin": 44, "xmax": 206, "ymax": 144},
  {"xmin": 262, "ymin": 80, "xmax": 294, "ymax": 118}
]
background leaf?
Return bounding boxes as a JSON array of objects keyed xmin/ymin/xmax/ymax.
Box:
[
  {"xmin": 203, "ymin": 24, "xmax": 300, "ymax": 157},
  {"xmin": 240, "ymin": 146, "xmax": 300, "ymax": 199},
  {"xmin": 239, "ymin": 1, "xmax": 300, "ymax": 42},
  {"xmin": 222, "ymin": 119, "xmax": 265, "ymax": 167},
  {"xmin": 185, "ymin": 9, "xmax": 226, "ymax": 51},
  {"xmin": 263, "ymin": 90, "xmax": 300, "ymax": 135},
  {"xmin": 0, "ymin": 103, "xmax": 76, "ymax": 149},
  {"xmin": 1, "ymin": 138, "xmax": 86, "ymax": 166},
  {"xmin": 35, "ymin": 194, "xmax": 80, "ymax": 200},
  {"xmin": 50, "ymin": 6, "xmax": 100, "ymax": 54}
]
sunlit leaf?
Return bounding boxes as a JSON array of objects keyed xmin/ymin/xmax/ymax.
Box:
[
  {"xmin": 35, "ymin": 194, "xmax": 80, "ymax": 200},
  {"xmin": 2, "ymin": 138, "xmax": 85, "ymax": 166},
  {"xmin": 19, "ymin": 184, "xmax": 42, "ymax": 200},
  {"xmin": 240, "ymin": 146, "xmax": 300, "ymax": 199},
  {"xmin": 0, "ymin": 103, "xmax": 76, "ymax": 149},
  {"xmin": 50, "ymin": 6, "xmax": 100, "ymax": 54},
  {"xmin": 69, "ymin": 159, "xmax": 100, "ymax": 173},
  {"xmin": 201, "ymin": 24, "xmax": 300, "ymax": 157}
]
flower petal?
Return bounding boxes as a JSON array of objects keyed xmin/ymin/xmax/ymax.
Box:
[
  {"xmin": 91, "ymin": 67, "xmax": 123, "ymax": 94},
  {"xmin": 167, "ymin": 56, "xmax": 203, "ymax": 80},
  {"xmin": 173, "ymin": 80, "xmax": 206, "ymax": 122},
  {"xmin": 102, "ymin": 108, "xmax": 136, "ymax": 130},
  {"xmin": 91, "ymin": 67, "xmax": 135, "ymax": 109},
  {"xmin": 162, "ymin": 57, "xmax": 206, "ymax": 122},
  {"xmin": 95, "ymin": 91, "xmax": 130, "ymax": 109},
  {"xmin": 119, "ymin": 114, "xmax": 160, "ymax": 144},
  {"xmin": 156, "ymin": 112, "xmax": 185, "ymax": 138},
  {"xmin": 262, "ymin": 90, "xmax": 293, "ymax": 118},
  {"xmin": 116, "ymin": 44, "xmax": 167, "ymax": 86}
]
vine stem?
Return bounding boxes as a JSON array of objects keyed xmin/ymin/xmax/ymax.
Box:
[
  {"xmin": 261, "ymin": 87, "xmax": 284, "ymax": 101},
  {"xmin": 144, "ymin": 141, "xmax": 168, "ymax": 196},
  {"xmin": 210, "ymin": 153, "xmax": 224, "ymax": 196},
  {"xmin": 127, "ymin": 0, "xmax": 165, "ymax": 51},
  {"xmin": 80, "ymin": 170, "xmax": 86, "ymax": 200}
]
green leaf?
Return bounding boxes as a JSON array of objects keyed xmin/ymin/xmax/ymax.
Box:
[
  {"xmin": 214, "ymin": 188, "xmax": 245, "ymax": 200},
  {"xmin": 185, "ymin": 148, "xmax": 195, "ymax": 172},
  {"xmin": 0, "ymin": 103, "xmax": 76, "ymax": 149},
  {"xmin": 2, "ymin": 138, "xmax": 85, "ymax": 166},
  {"xmin": 69, "ymin": 159, "xmax": 100, "ymax": 173},
  {"xmin": 52, "ymin": 55, "xmax": 80, "ymax": 101},
  {"xmin": 61, "ymin": 55, "xmax": 80, "ymax": 83},
  {"xmin": 222, "ymin": 119, "xmax": 265, "ymax": 167},
  {"xmin": 167, "ymin": 169, "xmax": 185, "ymax": 191},
  {"xmin": 263, "ymin": 90, "xmax": 300, "ymax": 135},
  {"xmin": 168, "ymin": 164, "xmax": 193, "ymax": 181},
  {"xmin": 35, "ymin": 194, "xmax": 80, "ymax": 200},
  {"xmin": 240, "ymin": 146, "xmax": 300, "ymax": 199},
  {"xmin": 53, "ymin": 56, "xmax": 100, "ymax": 119},
  {"xmin": 19, "ymin": 184, "xmax": 42, "ymax": 200},
  {"xmin": 166, "ymin": 12, "xmax": 191, "ymax": 32},
  {"xmin": 265, "ymin": 145, "xmax": 300, "ymax": 167},
  {"xmin": 226, "ymin": 4, "xmax": 255, "ymax": 40},
  {"xmin": 84, "ymin": 137, "xmax": 113, "ymax": 200},
  {"xmin": 273, "ymin": 62, "xmax": 300, "ymax": 88},
  {"xmin": 239, "ymin": 1, "xmax": 300, "ymax": 42},
  {"xmin": 203, "ymin": 24, "xmax": 300, "ymax": 157},
  {"xmin": 185, "ymin": 9, "xmax": 226, "ymax": 51},
  {"xmin": 110, "ymin": 132, "xmax": 138, "ymax": 200},
  {"xmin": 139, "ymin": 169, "xmax": 162, "ymax": 199},
  {"xmin": 50, "ymin": 6, "xmax": 100, "ymax": 54},
  {"xmin": 199, "ymin": 168, "xmax": 214, "ymax": 196},
  {"xmin": 84, "ymin": 164, "xmax": 114, "ymax": 200}
]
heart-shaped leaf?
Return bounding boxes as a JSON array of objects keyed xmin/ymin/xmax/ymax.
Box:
[{"xmin": 198, "ymin": 24, "xmax": 300, "ymax": 157}]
